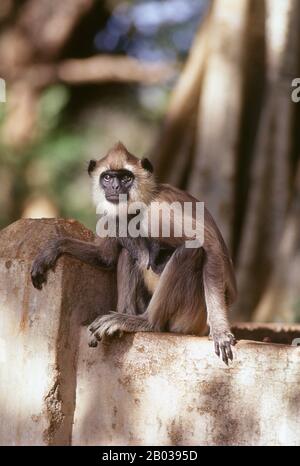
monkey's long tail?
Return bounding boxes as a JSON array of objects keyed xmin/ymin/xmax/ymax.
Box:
[{"xmin": 88, "ymin": 311, "xmax": 154, "ymax": 346}]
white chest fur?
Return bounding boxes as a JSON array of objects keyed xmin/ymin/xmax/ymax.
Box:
[
  {"xmin": 138, "ymin": 250, "xmax": 160, "ymax": 295},
  {"xmin": 142, "ymin": 267, "xmax": 160, "ymax": 294}
]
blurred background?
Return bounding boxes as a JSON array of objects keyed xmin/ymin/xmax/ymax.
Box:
[{"xmin": 0, "ymin": 0, "xmax": 300, "ymax": 323}]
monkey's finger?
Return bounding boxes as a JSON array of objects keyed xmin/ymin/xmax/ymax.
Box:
[
  {"xmin": 94, "ymin": 330, "xmax": 103, "ymax": 342},
  {"xmin": 230, "ymin": 334, "xmax": 237, "ymax": 346},
  {"xmin": 88, "ymin": 335, "xmax": 98, "ymax": 347},
  {"xmin": 214, "ymin": 341, "xmax": 220, "ymax": 357},
  {"xmin": 221, "ymin": 345, "xmax": 228, "ymax": 365},
  {"xmin": 88, "ymin": 317, "xmax": 103, "ymax": 333},
  {"xmin": 31, "ymin": 272, "xmax": 45, "ymax": 290},
  {"xmin": 88, "ymin": 323, "xmax": 96, "ymax": 333},
  {"xmin": 30, "ymin": 270, "xmax": 38, "ymax": 288},
  {"xmin": 31, "ymin": 277, "xmax": 40, "ymax": 289},
  {"xmin": 225, "ymin": 342, "xmax": 233, "ymax": 361},
  {"xmin": 88, "ymin": 315, "xmax": 112, "ymax": 333}
]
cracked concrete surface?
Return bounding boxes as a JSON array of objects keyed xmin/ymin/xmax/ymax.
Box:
[{"xmin": 0, "ymin": 219, "xmax": 299, "ymax": 446}]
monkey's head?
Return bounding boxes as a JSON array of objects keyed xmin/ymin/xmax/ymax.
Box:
[{"xmin": 88, "ymin": 142, "xmax": 156, "ymax": 214}]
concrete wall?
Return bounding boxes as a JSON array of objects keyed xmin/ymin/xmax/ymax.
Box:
[
  {"xmin": 73, "ymin": 332, "xmax": 300, "ymax": 446},
  {"xmin": 0, "ymin": 219, "xmax": 300, "ymax": 446},
  {"xmin": 0, "ymin": 219, "xmax": 116, "ymax": 445}
]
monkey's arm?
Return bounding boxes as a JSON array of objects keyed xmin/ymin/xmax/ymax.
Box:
[
  {"xmin": 203, "ymin": 248, "xmax": 236, "ymax": 363},
  {"xmin": 202, "ymin": 214, "xmax": 236, "ymax": 364},
  {"xmin": 31, "ymin": 237, "xmax": 119, "ymax": 290}
]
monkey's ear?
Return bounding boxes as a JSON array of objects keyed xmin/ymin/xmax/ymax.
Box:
[
  {"xmin": 88, "ymin": 160, "xmax": 97, "ymax": 176},
  {"xmin": 141, "ymin": 158, "xmax": 154, "ymax": 173}
]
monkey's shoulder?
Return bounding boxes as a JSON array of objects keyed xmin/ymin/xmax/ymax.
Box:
[{"xmin": 156, "ymin": 183, "xmax": 198, "ymax": 204}]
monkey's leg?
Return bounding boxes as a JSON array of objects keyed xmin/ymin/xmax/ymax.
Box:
[
  {"xmin": 89, "ymin": 255, "xmax": 151, "ymax": 346},
  {"xmin": 203, "ymin": 252, "xmax": 236, "ymax": 364},
  {"xmin": 146, "ymin": 246, "xmax": 208, "ymax": 335},
  {"xmin": 88, "ymin": 246, "xmax": 207, "ymax": 345},
  {"xmin": 31, "ymin": 237, "xmax": 118, "ymax": 289},
  {"xmin": 116, "ymin": 249, "xmax": 150, "ymax": 315},
  {"xmin": 88, "ymin": 252, "xmax": 171, "ymax": 345},
  {"xmin": 88, "ymin": 245, "xmax": 235, "ymax": 363},
  {"xmin": 147, "ymin": 245, "xmax": 235, "ymax": 363}
]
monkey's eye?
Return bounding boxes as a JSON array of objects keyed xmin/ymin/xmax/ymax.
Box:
[
  {"xmin": 103, "ymin": 174, "xmax": 111, "ymax": 182},
  {"xmin": 122, "ymin": 175, "xmax": 132, "ymax": 184}
]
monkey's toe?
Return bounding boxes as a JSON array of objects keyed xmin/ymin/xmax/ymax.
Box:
[
  {"xmin": 213, "ymin": 332, "xmax": 236, "ymax": 365},
  {"xmin": 88, "ymin": 335, "xmax": 99, "ymax": 347},
  {"xmin": 88, "ymin": 313, "xmax": 123, "ymax": 346},
  {"xmin": 88, "ymin": 315, "xmax": 107, "ymax": 334}
]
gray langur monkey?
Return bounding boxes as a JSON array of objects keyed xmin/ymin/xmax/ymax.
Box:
[{"xmin": 31, "ymin": 142, "xmax": 237, "ymax": 364}]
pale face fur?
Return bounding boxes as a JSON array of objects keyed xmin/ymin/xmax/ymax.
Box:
[{"xmin": 90, "ymin": 142, "xmax": 156, "ymax": 217}]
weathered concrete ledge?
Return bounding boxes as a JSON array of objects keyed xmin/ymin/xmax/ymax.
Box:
[
  {"xmin": 0, "ymin": 219, "xmax": 299, "ymax": 446},
  {"xmin": 73, "ymin": 329, "xmax": 300, "ymax": 446}
]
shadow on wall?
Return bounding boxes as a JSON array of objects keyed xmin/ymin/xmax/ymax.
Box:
[
  {"xmin": 73, "ymin": 329, "xmax": 300, "ymax": 446},
  {"xmin": 73, "ymin": 333, "xmax": 257, "ymax": 446}
]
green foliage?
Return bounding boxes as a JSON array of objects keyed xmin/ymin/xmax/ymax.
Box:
[
  {"xmin": 0, "ymin": 85, "xmax": 95, "ymax": 230},
  {"xmin": 38, "ymin": 85, "xmax": 70, "ymax": 134},
  {"xmin": 0, "ymin": 83, "xmax": 160, "ymax": 231}
]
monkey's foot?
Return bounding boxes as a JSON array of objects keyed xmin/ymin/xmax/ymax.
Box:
[
  {"xmin": 212, "ymin": 331, "xmax": 236, "ymax": 365},
  {"xmin": 88, "ymin": 313, "xmax": 124, "ymax": 347}
]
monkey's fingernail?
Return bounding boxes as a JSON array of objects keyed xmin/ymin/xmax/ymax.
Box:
[
  {"xmin": 225, "ymin": 343, "xmax": 233, "ymax": 361},
  {"xmin": 214, "ymin": 342, "xmax": 220, "ymax": 356},
  {"xmin": 221, "ymin": 347, "xmax": 228, "ymax": 365}
]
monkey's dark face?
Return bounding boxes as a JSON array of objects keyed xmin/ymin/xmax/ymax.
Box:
[
  {"xmin": 100, "ymin": 169, "xmax": 134, "ymax": 203},
  {"xmin": 89, "ymin": 143, "xmax": 155, "ymax": 209}
]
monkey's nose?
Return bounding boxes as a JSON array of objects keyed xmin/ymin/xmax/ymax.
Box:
[{"xmin": 112, "ymin": 179, "xmax": 121, "ymax": 191}]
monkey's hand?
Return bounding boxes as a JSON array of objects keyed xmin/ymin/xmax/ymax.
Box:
[
  {"xmin": 211, "ymin": 330, "xmax": 236, "ymax": 365},
  {"xmin": 31, "ymin": 239, "xmax": 62, "ymax": 290}
]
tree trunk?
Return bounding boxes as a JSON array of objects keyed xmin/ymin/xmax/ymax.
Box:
[
  {"xmin": 154, "ymin": 0, "xmax": 300, "ymax": 322},
  {"xmin": 234, "ymin": 0, "xmax": 300, "ymax": 320},
  {"xmin": 187, "ymin": 0, "xmax": 249, "ymax": 245},
  {"xmin": 254, "ymin": 166, "xmax": 300, "ymax": 322}
]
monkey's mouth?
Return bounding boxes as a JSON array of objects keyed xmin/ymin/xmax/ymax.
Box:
[{"xmin": 105, "ymin": 195, "xmax": 121, "ymax": 203}]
